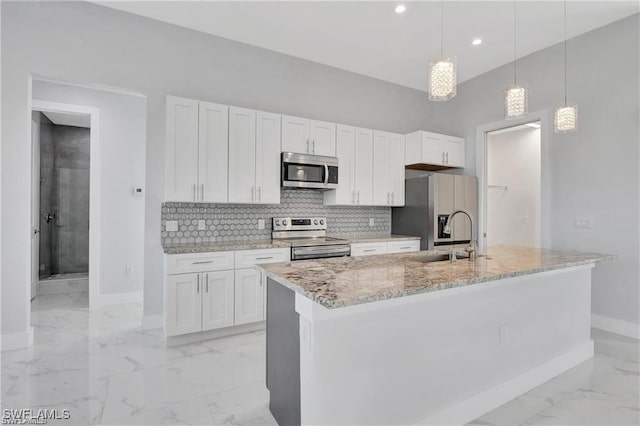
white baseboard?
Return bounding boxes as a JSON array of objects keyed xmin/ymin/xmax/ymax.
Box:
[
  {"xmin": 419, "ymin": 340, "xmax": 594, "ymax": 426},
  {"xmin": 592, "ymin": 314, "xmax": 640, "ymax": 340},
  {"xmin": 91, "ymin": 291, "xmax": 142, "ymax": 308},
  {"xmin": 166, "ymin": 322, "xmax": 265, "ymax": 347},
  {"xmin": 141, "ymin": 314, "xmax": 163, "ymax": 330},
  {"xmin": 2, "ymin": 327, "xmax": 34, "ymax": 352}
]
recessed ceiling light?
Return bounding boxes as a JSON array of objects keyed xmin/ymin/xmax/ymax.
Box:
[
  {"xmin": 472, "ymin": 38, "xmax": 483, "ymax": 46},
  {"xmin": 395, "ymin": 4, "xmax": 406, "ymax": 14}
]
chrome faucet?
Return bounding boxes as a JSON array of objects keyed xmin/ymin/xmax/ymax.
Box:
[{"xmin": 443, "ymin": 209, "xmax": 477, "ymax": 262}]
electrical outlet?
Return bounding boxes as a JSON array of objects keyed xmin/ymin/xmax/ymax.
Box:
[
  {"xmin": 125, "ymin": 265, "xmax": 134, "ymax": 277},
  {"xmin": 258, "ymin": 219, "xmax": 265, "ymax": 230},
  {"xmin": 198, "ymin": 220, "xmax": 206, "ymax": 231},
  {"xmin": 166, "ymin": 220, "xmax": 178, "ymax": 232},
  {"xmin": 39, "ymin": 264, "xmax": 45, "ymax": 271},
  {"xmin": 574, "ymin": 217, "xmax": 593, "ymax": 229},
  {"xmin": 499, "ymin": 325, "xmax": 509, "ymax": 344},
  {"xmin": 369, "ymin": 218, "xmax": 375, "ymax": 227}
]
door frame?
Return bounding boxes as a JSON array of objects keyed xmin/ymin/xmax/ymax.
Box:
[
  {"xmin": 475, "ymin": 110, "xmax": 551, "ymax": 250},
  {"xmin": 31, "ymin": 99, "xmax": 101, "ymax": 308}
]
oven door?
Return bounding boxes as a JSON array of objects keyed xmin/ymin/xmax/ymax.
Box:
[
  {"xmin": 291, "ymin": 244, "xmax": 351, "ymax": 260},
  {"xmin": 282, "ymin": 153, "xmax": 339, "ymax": 189}
]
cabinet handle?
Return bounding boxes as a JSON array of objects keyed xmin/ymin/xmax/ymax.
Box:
[
  {"xmin": 197, "ymin": 274, "xmax": 200, "ymax": 293},
  {"xmin": 364, "ymin": 249, "xmax": 376, "ymax": 252},
  {"xmin": 256, "ymin": 256, "xmax": 274, "ymax": 260},
  {"xmin": 201, "ymin": 184, "xmax": 204, "ymax": 200},
  {"xmin": 312, "ymin": 139, "xmax": 316, "ymax": 154},
  {"xmin": 357, "ymin": 191, "xmax": 360, "ymax": 204},
  {"xmin": 251, "ymin": 186, "xmax": 255, "ymax": 202},
  {"xmin": 442, "ymin": 152, "xmax": 446, "ymax": 164},
  {"xmin": 206, "ymin": 273, "xmax": 209, "ymax": 293},
  {"xmin": 446, "ymin": 152, "xmax": 449, "ymax": 164},
  {"xmin": 193, "ymin": 183, "xmax": 197, "ymax": 202},
  {"xmin": 306, "ymin": 139, "xmax": 310, "ymax": 153},
  {"xmin": 259, "ymin": 272, "xmax": 263, "ymax": 287},
  {"xmin": 258, "ymin": 186, "xmax": 262, "ymax": 203},
  {"xmin": 400, "ymin": 246, "xmax": 412, "ymax": 250},
  {"xmin": 192, "ymin": 260, "xmax": 213, "ymax": 265}
]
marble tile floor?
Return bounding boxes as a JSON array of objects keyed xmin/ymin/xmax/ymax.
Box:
[{"xmin": 1, "ymin": 291, "xmax": 637, "ymax": 425}]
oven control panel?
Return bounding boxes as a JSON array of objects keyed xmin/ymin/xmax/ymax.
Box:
[{"xmin": 272, "ymin": 217, "xmax": 326, "ymax": 231}]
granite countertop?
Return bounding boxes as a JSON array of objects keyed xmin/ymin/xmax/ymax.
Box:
[
  {"xmin": 257, "ymin": 246, "xmax": 613, "ymax": 309},
  {"xmin": 346, "ymin": 234, "xmax": 421, "ymax": 244},
  {"xmin": 162, "ymin": 239, "xmax": 291, "ymax": 254},
  {"xmin": 162, "ymin": 234, "xmax": 421, "ymax": 254}
]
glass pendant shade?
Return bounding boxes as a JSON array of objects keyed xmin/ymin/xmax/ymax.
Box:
[
  {"xmin": 504, "ymin": 84, "xmax": 528, "ymax": 119},
  {"xmin": 554, "ymin": 105, "xmax": 578, "ymax": 133},
  {"xmin": 428, "ymin": 57, "xmax": 457, "ymax": 101}
]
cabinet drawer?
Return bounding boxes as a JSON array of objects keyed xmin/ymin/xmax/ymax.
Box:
[
  {"xmin": 350, "ymin": 242, "xmax": 388, "ymax": 257},
  {"xmin": 234, "ymin": 248, "xmax": 291, "ymax": 268},
  {"xmin": 387, "ymin": 240, "xmax": 420, "ymax": 254},
  {"xmin": 166, "ymin": 251, "xmax": 234, "ymax": 275}
]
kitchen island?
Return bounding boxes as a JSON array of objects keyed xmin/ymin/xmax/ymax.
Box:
[{"xmin": 257, "ymin": 246, "xmax": 612, "ymax": 426}]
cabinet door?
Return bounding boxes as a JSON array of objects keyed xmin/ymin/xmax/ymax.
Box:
[
  {"xmin": 166, "ymin": 273, "xmax": 202, "ymax": 336},
  {"xmin": 372, "ymin": 131, "xmax": 391, "ymax": 206},
  {"xmin": 234, "ymin": 268, "xmax": 265, "ymax": 325},
  {"xmin": 255, "ymin": 111, "xmax": 281, "ymax": 204},
  {"xmin": 309, "ymin": 120, "xmax": 336, "ymax": 156},
  {"xmin": 201, "ymin": 270, "xmax": 235, "ymax": 331},
  {"xmin": 198, "ymin": 101, "xmax": 229, "ymax": 202},
  {"xmin": 228, "ymin": 107, "xmax": 257, "ymax": 203},
  {"xmin": 445, "ymin": 136, "xmax": 465, "ymax": 168},
  {"xmin": 281, "ymin": 115, "xmax": 310, "ymax": 154},
  {"xmin": 389, "ymin": 133, "xmax": 405, "ymax": 206},
  {"xmin": 166, "ymin": 96, "xmax": 199, "ymax": 201},
  {"xmin": 387, "ymin": 240, "xmax": 420, "ymax": 254},
  {"xmin": 354, "ymin": 127, "xmax": 374, "ymax": 205},
  {"xmin": 422, "ymin": 132, "xmax": 446, "ymax": 165},
  {"xmin": 331, "ymin": 125, "xmax": 356, "ymax": 205}
]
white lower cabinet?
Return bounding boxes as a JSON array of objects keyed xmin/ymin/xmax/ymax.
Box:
[
  {"xmin": 165, "ymin": 248, "xmax": 289, "ymax": 338},
  {"xmin": 351, "ymin": 239, "xmax": 420, "ymax": 257},
  {"xmin": 234, "ymin": 268, "xmax": 265, "ymax": 325}
]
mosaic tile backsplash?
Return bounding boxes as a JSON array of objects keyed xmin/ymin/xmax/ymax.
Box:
[{"xmin": 161, "ymin": 189, "xmax": 391, "ymax": 245}]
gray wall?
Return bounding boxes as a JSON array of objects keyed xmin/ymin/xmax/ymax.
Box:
[
  {"xmin": 2, "ymin": 0, "xmax": 439, "ymax": 333},
  {"xmin": 37, "ymin": 115, "xmax": 90, "ymax": 277},
  {"xmin": 162, "ymin": 189, "xmax": 391, "ymax": 246},
  {"xmin": 430, "ymin": 14, "xmax": 640, "ymax": 325}
]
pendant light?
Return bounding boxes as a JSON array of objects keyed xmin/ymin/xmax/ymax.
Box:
[
  {"xmin": 504, "ymin": 0, "xmax": 528, "ymax": 119},
  {"xmin": 555, "ymin": 0, "xmax": 578, "ymax": 132},
  {"xmin": 429, "ymin": 0, "xmax": 457, "ymax": 101}
]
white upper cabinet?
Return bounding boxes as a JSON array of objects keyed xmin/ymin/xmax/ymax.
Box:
[
  {"xmin": 255, "ymin": 111, "xmax": 282, "ymax": 204},
  {"xmin": 373, "ymin": 130, "xmax": 405, "ymax": 206},
  {"xmin": 199, "ymin": 101, "xmax": 229, "ymax": 202},
  {"xmin": 228, "ymin": 106, "xmax": 257, "ymax": 204},
  {"xmin": 405, "ymin": 131, "xmax": 465, "ymax": 170},
  {"xmin": 166, "ymin": 96, "xmax": 200, "ymax": 202},
  {"xmin": 309, "ymin": 120, "xmax": 337, "ymax": 156},
  {"xmin": 353, "ymin": 127, "xmax": 374, "ymax": 205},
  {"xmin": 281, "ymin": 115, "xmax": 336, "ymax": 156},
  {"xmin": 165, "ymin": 96, "xmax": 229, "ymax": 202},
  {"xmin": 229, "ymin": 108, "xmax": 281, "ymax": 204}
]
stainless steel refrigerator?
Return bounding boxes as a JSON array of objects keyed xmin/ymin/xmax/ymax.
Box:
[{"xmin": 392, "ymin": 174, "xmax": 478, "ymax": 250}]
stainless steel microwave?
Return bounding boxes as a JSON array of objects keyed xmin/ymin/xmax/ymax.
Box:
[{"xmin": 281, "ymin": 152, "xmax": 339, "ymax": 190}]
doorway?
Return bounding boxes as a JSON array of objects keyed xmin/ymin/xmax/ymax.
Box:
[
  {"xmin": 31, "ymin": 100, "xmax": 100, "ymax": 307},
  {"xmin": 32, "ymin": 110, "xmax": 91, "ymax": 303},
  {"xmin": 486, "ymin": 122, "xmax": 541, "ymax": 247}
]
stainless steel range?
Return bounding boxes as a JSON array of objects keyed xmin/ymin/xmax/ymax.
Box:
[{"xmin": 272, "ymin": 217, "xmax": 351, "ymax": 261}]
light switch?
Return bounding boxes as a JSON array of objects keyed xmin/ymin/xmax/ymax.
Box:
[
  {"xmin": 166, "ymin": 221, "xmax": 178, "ymax": 232},
  {"xmin": 198, "ymin": 220, "xmax": 206, "ymax": 231},
  {"xmin": 369, "ymin": 218, "xmax": 375, "ymax": 227},
  {"xmin": 258, "ymin": 219, "xmax": 265, "ymax": 230},
  {"xmin": 574, "ymin": 217, "xmax": 593, "ymax": 229}
]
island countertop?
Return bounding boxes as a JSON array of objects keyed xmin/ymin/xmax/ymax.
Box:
[{"xmin": 257, "ymin": 246, "xmax": 613, "ymax": 309}]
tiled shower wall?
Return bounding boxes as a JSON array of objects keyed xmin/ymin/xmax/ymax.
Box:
[{"xmin": 161, "ymin": 189, "xmax": 391, "ymax": 245}]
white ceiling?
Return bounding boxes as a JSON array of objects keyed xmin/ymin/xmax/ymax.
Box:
[
  {"xmin": 94, "ymin": 1, "xmax": 638, "ymax": 91},
  {"xmin": 43, "ymin": 111, "xmax": 91, "ymax": 128}
]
